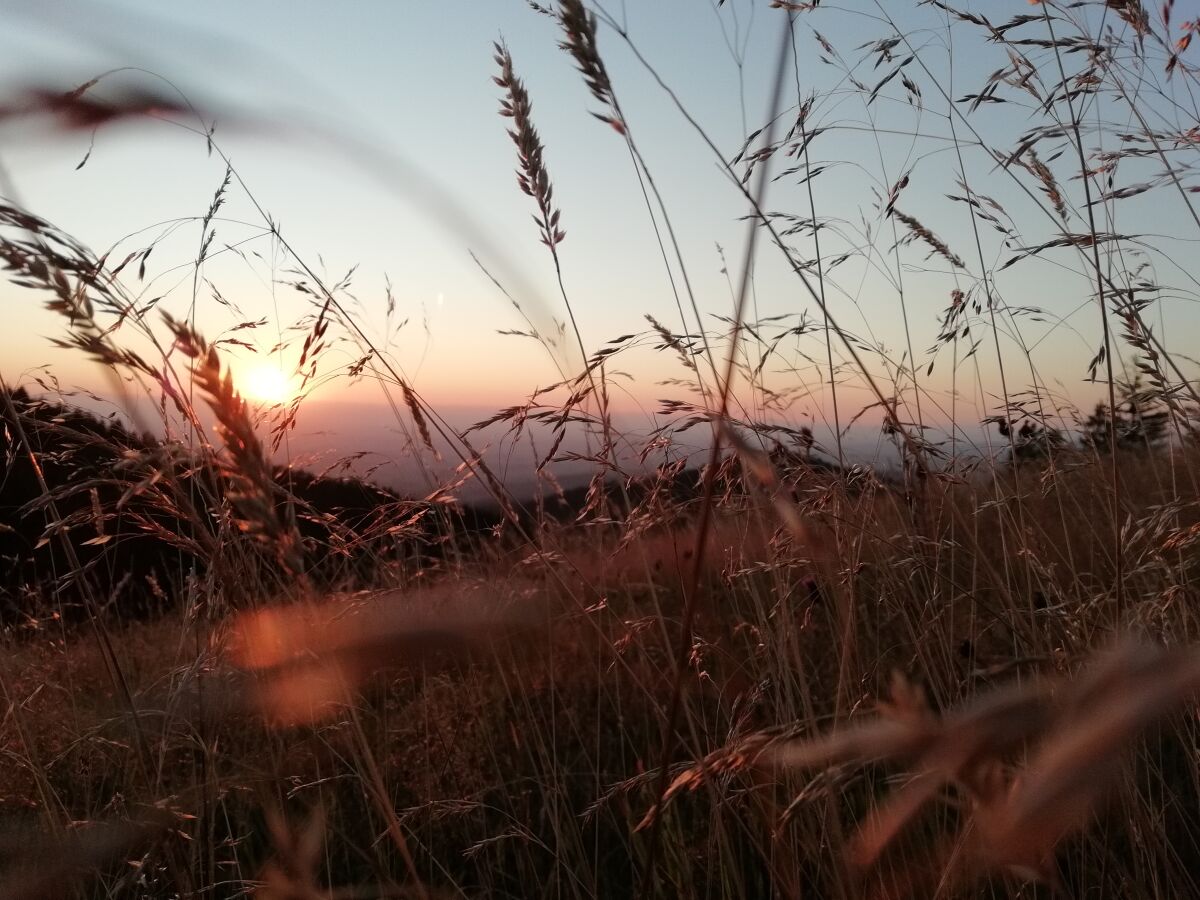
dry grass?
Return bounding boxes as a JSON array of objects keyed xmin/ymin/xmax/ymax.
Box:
[{"xmin": 3, "ymin": 1, "xmax": 1200, "ymax": 898}]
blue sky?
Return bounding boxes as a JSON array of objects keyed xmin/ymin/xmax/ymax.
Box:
[{"xmin": 2, "ymin": 0, "xmax": 1198, "ymax": 479}]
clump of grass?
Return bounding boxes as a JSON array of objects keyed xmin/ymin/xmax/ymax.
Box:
[
  {"xmin": 889, "ymin": 208, "xmax": 968, "ymax": 270},
  {"xmin": 494, "ymin": 41, "xmax": 566, "ymax": 252},
  {"xmin": 645, "ymin": 640, "xmax": 1200, "ymax": 891},
  {"xmin": 163, "ymin": 313, "xmax": 305, "ymax": 579}
]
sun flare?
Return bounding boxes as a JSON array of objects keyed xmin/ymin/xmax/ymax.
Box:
[{"xmin": 240, "ymin": 364, "xmax": 293, "ymax": 405}]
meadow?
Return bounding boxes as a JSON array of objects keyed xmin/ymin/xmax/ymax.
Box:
[{"xmin": 3, "ymin": 1, "xmax": 1200, "ymax": 897}]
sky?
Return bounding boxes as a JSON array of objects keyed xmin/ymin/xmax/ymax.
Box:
[{"xmin": 1, "ymin": 0, "xmax": 1198, "ymax": 489}]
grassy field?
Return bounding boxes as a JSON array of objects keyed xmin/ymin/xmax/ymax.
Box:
[
  {"xmin": 3, "ymin": 449, "xmax": 1200, "ymax": 898},
  {"xmin": 4, "ymin": 1, "xmax": 1200, "ymax": 897}
]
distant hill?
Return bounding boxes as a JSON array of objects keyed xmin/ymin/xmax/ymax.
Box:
[{"xmin": 0, "ymin": 387, "xmax": 493, "ymax": 623}]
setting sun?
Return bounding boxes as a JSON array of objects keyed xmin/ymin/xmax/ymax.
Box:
[{"xmin": 240, "ymin": 364, "xmax": 293, "ymax": 405}]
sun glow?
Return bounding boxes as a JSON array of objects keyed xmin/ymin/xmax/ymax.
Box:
[{"xmin": 241, "ymin": 364, "xmax": 293, "ymax": 405}]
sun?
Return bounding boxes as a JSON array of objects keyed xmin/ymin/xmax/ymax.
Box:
[{"xmin": 240, "ymin": 364, "xmax": 293, "ymax": 405}]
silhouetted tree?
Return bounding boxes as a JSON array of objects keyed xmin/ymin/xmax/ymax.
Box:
[
  {"xmin": 990, "ymin": 415, "xmax": 1066, "ymax": 464},
  {"xmin": 1014, "ymin": 419, "xmax": 1066, "ymax": 462},
  {"xmin": 1081, "ymin": 374, "xmax": 1170, "ymax": 453}
]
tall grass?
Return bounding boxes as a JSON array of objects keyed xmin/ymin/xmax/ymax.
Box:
[{"xmin": 3, "ymin": 1, "xmax": 1200, "ymax": 897}]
